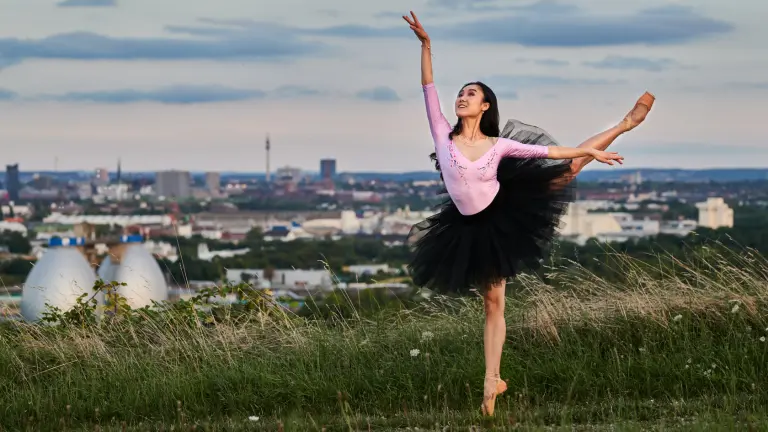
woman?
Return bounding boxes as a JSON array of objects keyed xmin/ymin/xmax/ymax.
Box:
[{"xmin": 402, "ymin": 11, "xmax": 654, "ymax": 416}]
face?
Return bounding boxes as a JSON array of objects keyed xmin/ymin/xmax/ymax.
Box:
[{"xmin": 455, "ymin": 84, "xmax": 490, "ymax": 119}]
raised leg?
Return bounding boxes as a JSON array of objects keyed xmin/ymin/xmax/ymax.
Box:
[
  {"xmin": 482, "ymin": 279, "xmax": 508, "ymax": 416},
  {"xmin": 560, "ymin": 92, "xmax": 655, "ymax": 183}
]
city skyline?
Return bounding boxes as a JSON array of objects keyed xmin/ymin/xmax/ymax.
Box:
[{"xmin": 1, "ymin": 0, "xmax": 766, "ymax": 171}]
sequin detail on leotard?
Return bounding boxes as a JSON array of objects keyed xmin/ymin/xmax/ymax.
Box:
[
  {"xmin": 477, "ymin": 147, "xmax": 498, "ymax": 179},
  {"xmin": 447, "ymin": 142, "xmax": 468, "ymax": 186}
]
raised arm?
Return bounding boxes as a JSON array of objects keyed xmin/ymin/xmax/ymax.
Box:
[
  {"xmin": 403, "ymin": 11, "xmax": 432, "ymax": 85},
  {"xmin": 496, "ymin": 138, "xmax": 624, "ymax": 166},
  {"xmin": 405, "ymin": 11, "xmax": 451, "ymax": 145}
]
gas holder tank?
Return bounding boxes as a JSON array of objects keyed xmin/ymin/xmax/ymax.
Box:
[
  {"xmin": 97, "ymin": 234, "xmax": 168, "ymax": 308},
  {"xmin": 21, "ymin": 237, "xmax": 100, "ymax": 322}
]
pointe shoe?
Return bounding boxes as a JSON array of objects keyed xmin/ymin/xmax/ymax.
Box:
[
  {"xmin": 621, "ymin": 91, "xmax": 655, "ymax": 132},
  {"xmin": 480, "ymin": 378, "xmax": 508, "ymax": 417}
]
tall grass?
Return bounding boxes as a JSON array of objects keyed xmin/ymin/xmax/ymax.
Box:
[{"xmin": 1, "ymin": 242, "xmax": 768, "ymax": 430}]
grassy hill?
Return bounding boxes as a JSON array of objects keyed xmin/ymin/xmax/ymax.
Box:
[{"xmin": 2, "ymin": 245, "xmax": 768, "ymax": 430}]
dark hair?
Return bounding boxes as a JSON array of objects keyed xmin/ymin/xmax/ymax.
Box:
[{"xmin": 429, "ymin": 82, "xmax": 500, "ymax": 179}]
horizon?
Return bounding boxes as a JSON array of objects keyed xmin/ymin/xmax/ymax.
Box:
[{"xmin": 1, "ymin": 0, "xmax": 766, "ymax": 171}]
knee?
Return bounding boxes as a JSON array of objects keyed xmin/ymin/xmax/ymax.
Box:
[{"xmin": 484, "ymin": 293, "xmax": 505, "ymax": 316}]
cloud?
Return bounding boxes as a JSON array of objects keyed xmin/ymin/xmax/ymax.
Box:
[
  {"xmin": 0, "ymin": 19, "xmax": 325, "ymax": 66},
  {"xmin": 271, "ymin": 85, "xmax": 324, "ymax": 98},
  {"xmin": 482, "ymin": 75, "xmax": 625, "ymax": 89},
  {"xmin": 515, "ymin": 58, "xmax": 570, "ymax": 67},
  {"xmin": 355, "ymin": 86, "xmax": 401, "ymax": 102},
  {"xmin": 0, "ymin": 56, "xmax": 19, "ymax": 69},
  {"xmin": 327, "ymin": 4, "xmax": 732, "ymax": 47},
  {"xmin": 726, "ymin": 82, "xmax": 768, "ymax": 90},
  {"xmin": 44, "ymin": 85, "xmax": 269, "ymax": 104},
  {"xmin": 476, "ymin": 75, "xmax": 622, "ymax": 98},
  {"xmin": 57, "ymin": 0, "xmax": 117, "ymax": 7},
  {"xmin": 0, "ymin": 89, "xmax": 17, "ymax": 100},
  {"xmin": 494, "ymin": 90, "xmax": 519, "ymax": 99},
  {"xmin": 534, "ymin": 59, "xmax": 569, "ymax": 67},
  {"xmin": 426, "ymin": 0, "xmax": 578, "ymax": 14},
  {"xmin": 36, "ymin": 84, "xmax": 341, "ymax": 104},
  {"xmin": 583, "ymin": 55, "xmax": 686, "ymax": 72}
]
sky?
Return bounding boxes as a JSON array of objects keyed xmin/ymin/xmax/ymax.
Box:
[{"xmin": 0, "ymin": 0, "xmax": 766, "ymax": 173}]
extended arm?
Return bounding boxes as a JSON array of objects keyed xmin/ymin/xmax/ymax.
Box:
[
  {"xmin": 550, "ymin": 146, "xmax": 624, "ymax": 165},
  {"xmin": 548, "ymin": 147, "xmax": 596, "ymax": 159},
  {"xmin": 497, "ymin": 138, "xmax": 624, "ymax": 165}
]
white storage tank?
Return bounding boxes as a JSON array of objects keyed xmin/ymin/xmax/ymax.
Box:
[
  {"xmin": 98, "ymin": 234, "xmax": 168, "ymax": 308},
  {"xmin": 21, "ymin": 237, "xmax": 100, "ymax": 322}
]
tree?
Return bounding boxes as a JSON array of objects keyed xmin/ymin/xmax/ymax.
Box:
[{"xmin": 0, "ymin": 231, "xmax": 31, "ymax": 254}]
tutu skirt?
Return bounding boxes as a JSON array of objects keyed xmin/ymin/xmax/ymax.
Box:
[{"xmin": 407, "ymin": 120, "xmax": 577, "ymax": 294}]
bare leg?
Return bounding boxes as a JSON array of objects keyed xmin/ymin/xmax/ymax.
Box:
[
  {"xmin": 482, "ymin": 279, "xmax": 507, "ymax": 415},
  {"xmin": 562, "ymin": 92, "xmax": 655, "ymax": 182}
]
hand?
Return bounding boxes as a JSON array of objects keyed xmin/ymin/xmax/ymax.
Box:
[
  {"xmin": 589, "ymin": 149, "xmax": 624, "ymax": 166},
  {"xmin": 403, "ymin": 11, "xmax": 430, "ymax": 45}
]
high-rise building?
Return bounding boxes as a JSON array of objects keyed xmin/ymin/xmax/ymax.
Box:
[
  {"xmin": 696, "ymin": 197, "xmax": 734, "ymax": 229},
  {"xmin": 265, "ymin": 134, "xmax": 271, "ymax": 183},
  {"xmin": 205, "ymin": 172, "xmax": 221, "ymax": 195},
  {"xmin": 320, "ymin": 159, "xmax": 337, "ymax": 180},
  {"xmin": 155, "ymin": 170, "xmax": 192, "ymax": 199},
  {"xmin": 5, "ymin": 164, "xmax": 20, "ymax": 202},
  {"xmin": 95, "ymin": 168, "xmax": 109, "ymax": 182}
]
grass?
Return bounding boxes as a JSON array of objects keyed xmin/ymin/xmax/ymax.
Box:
[{"xmin": 1, "ymin": 243, "xmax": 768, "ymax": 430}]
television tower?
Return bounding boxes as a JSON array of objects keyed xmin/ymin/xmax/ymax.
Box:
[{"xmin": 265, "ymin": 133, "xmax": 271, "ymax": 183}]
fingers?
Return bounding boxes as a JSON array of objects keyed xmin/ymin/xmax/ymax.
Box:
[
  {"xmin": 402, "ymin": 15, "xmax": 415, "ymax": 26},
  {"xmin": 411, "ymin": 11, "xmax": 421, "ymax": 26}
]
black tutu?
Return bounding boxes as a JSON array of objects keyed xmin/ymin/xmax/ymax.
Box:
[{"xmin": 407, "ymin": 119, "xmax": 577, "ymax": 294}]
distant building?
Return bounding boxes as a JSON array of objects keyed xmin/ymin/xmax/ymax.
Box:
[
  {"xmin": 320, "ymin": 159, "xmax": 337, "ymax": 180},
  {"xmin": 205, "ymin": 172, "xmax": 221, "ymax": 195},
  {"xmin": 95, "ymin": 167, "xmax": 109, "ymax": 183},
  {"xmin": 276, "ymin": 166, "xmax": 302, "ymax": 183},
  {"xmin": 5, "ymin": 164, "xmax": 20, "ymax": 202},
  {"xmin": 558, "ymin": 202, "xmax": 623, "ymax": 244},
  {"xmin": 696, "ymin": 197, "xmax": 734, "ymax": 229},
  {"xmin": 226, "ymin": 268, "xmax": 334, "ymax": 290},
  {"xmin": 155, "ymin": 170, "xmax": 192, "ymax": 199}
]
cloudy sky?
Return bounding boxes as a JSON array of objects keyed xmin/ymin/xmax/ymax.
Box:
[{"xmin": 0, "ymin": 0, "xmax": 765, "ymax": 173}]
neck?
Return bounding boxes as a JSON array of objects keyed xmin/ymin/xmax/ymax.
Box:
[{"xmin": 460, "ymin": 116, "xmax": 484, "ymax": 140}]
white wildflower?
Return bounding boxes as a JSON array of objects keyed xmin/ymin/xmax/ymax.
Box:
[
  {"xmin": 731, "ymin": 303, "xmax": 740, "ymax": 313},
  {"xmin": 638, "ymin": 347, "xmax": 646, "ymax": 353},
  {"xmin": 248, "ymin": 416, "xmax": 259, "ymax": 422},
  {"xmin": 687, "ymin": 358, "xmax": 692, "ymax": 364},
  {"xmin": 421, "ymin": 331, "xmax": 434, "ymax": 341},
  {"xmin": 673, "ymin": 314, "xmax": 683, "ymax": 322},
  {"xmin": 760, "ymin": 337, "xmax": 766, "ymax": 342},
  {"xmin": 410, "ymin": 348, "xmax": 420, "ymax": 357}
]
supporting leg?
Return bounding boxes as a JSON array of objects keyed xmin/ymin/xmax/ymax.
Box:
[{"xmin": 482, "ymin": 279, "xmax": 508, "ymax": 415}]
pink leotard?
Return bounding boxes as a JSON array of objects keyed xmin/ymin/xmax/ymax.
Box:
[{"xmin": 423, "ymin": 83, "xmax": 550, "ymax": 216}]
